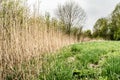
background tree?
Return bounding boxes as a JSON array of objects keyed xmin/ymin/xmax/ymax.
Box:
[
  {"xmin": 55, "ymin": 1, "xmax": 86, "ymax": 36},
  {"xmin": 71, "ymin": 27, "xmax": 82, "ymax": 41},
  {"xmin": 83, "ymin": 30, "xmax": 92, "ymax": 38},
  {"xmin": 93, "ymin": 3, "xmax": 120, "ymax": 40},
  {"xmin": 93, "ymin": 18, "xmax": 108, "ymax": 39},
  {"xmin": 110, "ymin": 3, "xmax": 120, "ymax": 40}
]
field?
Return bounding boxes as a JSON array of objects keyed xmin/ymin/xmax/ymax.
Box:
[
  {"xmin": 1, "ymin": 1, "xmax": 120, "ymax": 80},
  {"xmin": 40, "ymin": 41, "xmax": 120, "ymax": 80}
]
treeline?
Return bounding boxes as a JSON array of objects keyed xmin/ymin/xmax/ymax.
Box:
[
  {"xmin": 44, "ymin": 1, "xmax": 93, "ymax": 41},
  {"xmin": 92, "ymin": 3, "xmax": 120, "ymax": 40},
  {"xmin": 45, "ymin": 1, "xmax": 87, "ymax": 41}
]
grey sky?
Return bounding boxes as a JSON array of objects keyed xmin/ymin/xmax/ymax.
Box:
[{"xmin": 28, "ymin": 0, "xmax": 120, "ymax": 30}]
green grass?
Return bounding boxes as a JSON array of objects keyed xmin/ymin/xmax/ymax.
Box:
[{"xmin": 39, "ymin": 41, "xmax": 120, "ymax": 80}]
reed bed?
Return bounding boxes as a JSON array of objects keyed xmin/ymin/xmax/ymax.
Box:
[{"xmin": 0, "ymin": 0, "xmax": 77, "ymax": 79}]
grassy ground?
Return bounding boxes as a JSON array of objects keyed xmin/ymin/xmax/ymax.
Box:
[{"xmin": 39, "ymin": 41, "xmax": 120, "ymax": 80}]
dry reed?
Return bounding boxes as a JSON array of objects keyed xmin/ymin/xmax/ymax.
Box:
[{"xmin": 0, "ymin": 0, "xmax": 77, "ymax": 80}]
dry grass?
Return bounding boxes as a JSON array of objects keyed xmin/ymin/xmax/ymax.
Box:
[
  {"xmin": 0, "ymin": 0, "xmax": 77, "ymax": 79},
  {"xmin": 0, "ymin": 22, "xmax": 76, "ymax": 80}
]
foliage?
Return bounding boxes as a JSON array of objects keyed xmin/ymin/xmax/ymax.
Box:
[
  {"xmin": 93, "ymin": 18, "xmax": 108, "ymax": 39},
  {"xmin": 93, "ymin": 3, "xmax": 120, "ymax": 40},
  {"xmin": 83, "ymin": 29, "xmax": 92, "ymax": 38},
  {"xmin": 71, "ymin": 27, "xmax": 83, "ymax": 41}
]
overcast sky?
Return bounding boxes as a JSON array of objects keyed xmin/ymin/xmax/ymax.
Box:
[{"xmin": 28, "ymin": 0, "xmax": 120, "ymax": 30}]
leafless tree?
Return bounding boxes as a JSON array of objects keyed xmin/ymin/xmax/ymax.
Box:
[{"xmin": 55, "ymin": 1, "xmax": 86, "ymax": 35}]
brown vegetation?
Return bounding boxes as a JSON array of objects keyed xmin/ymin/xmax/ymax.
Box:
[{"xmin": 0, "ymin": 0, "xmax": 78, "ymax": 79}]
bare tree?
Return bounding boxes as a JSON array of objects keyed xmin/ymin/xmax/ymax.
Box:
[{"xmin": 55, "ymin": 1, "xmax": 86, "ymax": 35}]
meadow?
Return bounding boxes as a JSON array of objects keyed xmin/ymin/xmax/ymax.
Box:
[
  {"xmin": 40, "ymin": 41, "xmax": 120, "ymax": 80},
  {"xmin": 0, "ymin": 0, "xmax": 120, "ymax": 80}
]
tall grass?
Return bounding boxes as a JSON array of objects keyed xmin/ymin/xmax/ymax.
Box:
[{"xmin": 0, "ymin": 0, "xmax": 77, "ymax": 79}]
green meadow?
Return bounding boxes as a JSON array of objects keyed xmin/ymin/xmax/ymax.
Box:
[
  {"xmin": 40, "ymin": 41, "xmax": 120, "ymax": 80},
  {"xmin": 1, "ymin": 1, "xmax": 120, "ymax": 80}
]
